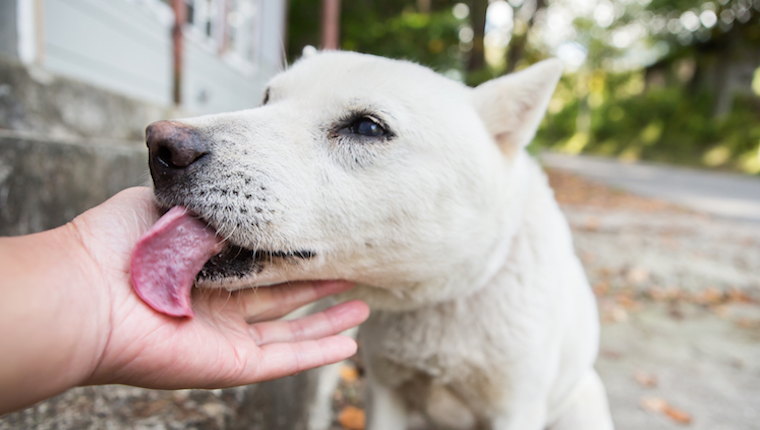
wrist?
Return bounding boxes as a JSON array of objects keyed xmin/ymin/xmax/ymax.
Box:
[{"xmin": 0, "ymin": 224, "xmax": 109, "ymax": 414}]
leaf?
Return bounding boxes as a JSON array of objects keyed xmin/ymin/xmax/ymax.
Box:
[
  {"xmin": 640, "ymin": 396, "xmax": 667, "ymax": 413},
  {"xmin": 694, "ymin": 287, "xmax": 724, "ymax": 305},
  {"xmin": 663, "ymin": 404, "xmax": 693, "ymax": 425},
  {"xmin": 640, "ymin": 396, "xmax": 693, "ymax": 425},
  {"xmin": 338, "ymin": 405, "xmax": 366, "ymax": 430},
  {"xmin": 340, "ymin": 364, "xmax": 359, "ymax": 383},
  {"xmin": 626, "ymin": 267, "xmax": 650, "ymax": 285},
  {"xmin": 593, "ymin": 281, "xmax": 610, "ymax": 296},
  {"xmin": 633, "ymin": 370, "xmax": 658, "ymax": 388}
]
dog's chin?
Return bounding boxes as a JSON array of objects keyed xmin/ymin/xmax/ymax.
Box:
[
  {"xmin": 194, "ymin": 243, "xmax": 317, "ymax": 290},
  {"xmin": 149, "ymin": 202, "xmax": 319, "ymax": 290}
]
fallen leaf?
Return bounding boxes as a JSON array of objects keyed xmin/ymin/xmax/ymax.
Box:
[
  {"xmin": 626, "ymin": 267, "xmax": 650, "ymax": 285},
  {"xmin": 617, "ymin": 294, "xmax": 641, "ymax": 311},
  {"xmin": 338, "ymin": 405, "xmax": 366, "ymax": 430},
  {"xmin": 633, "ymin": 371, "xmax": 658, "ymax": 388},
  {"xmin": 663, "ymin": 404, "xmax": 692, "ymax": 425},
  {"xmin": 647, "ymin": 286, "xmax": 681, "ymax": 302},
  {"xmin": 601, "ymin": 303, "xmax": 628, "ymax": 323},
  {"xmin": 600, "ymin": 349, "xmax": 623, "ymax": 360},
  {"xmin": 596, "ymin": 267, "xmax": 614, "ymax": 278},
  {"xmin": 340, "ymin": 364, "xmax": 359, "ymax": 383},
  {"xmin": 695, "ymin": 287, "xmax": 724, "ymax": 305},
  {"xmin": 736, "ymin": 318, "xmax": 760, "ymax": 330},
  {"xmin": 640, "ymin": 396, "xmax": 667, "ymax": 412},
  {"xmin": 727, "ymin": 288, "xmax": 753, "ymax": 303},
  {"xmin": 641, "ymin": 397, "xmax": 693, "ymax": 425},
  {"xmin": 580, "ymin": 251, "xmax": 596, "ymax": 264},
  {"xmin": 593, "ymin": 281, "xmax": 610, "ymax": 296},
  {"xmin": 711, "ymin": 304, "xmax": 731, "ymax": 318}
]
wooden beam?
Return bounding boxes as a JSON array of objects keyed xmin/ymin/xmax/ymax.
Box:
[
  {"xmin": 172, "ymin": 0, "xmax": 186, "ymax": 105},
  {"xmin": 320, "ymin": 0, "xmax": 340, "ymax": 50}
]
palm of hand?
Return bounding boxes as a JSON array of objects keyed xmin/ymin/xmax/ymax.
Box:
[{"xmin": 71, "ymin": 188, "xmax": 366, "ymax": 389}]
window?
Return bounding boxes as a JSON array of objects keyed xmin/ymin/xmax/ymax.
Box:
[
  {"xmin": 224, "ymin": 0, "xmax": 260, "ymax": 65},
  {"xmin": 185, "ymin": 0, "xmax": 218, "ymax": 39},
  {"xmin": 179, "ymin": 0, "xmax": 260, "ymax": 69}
]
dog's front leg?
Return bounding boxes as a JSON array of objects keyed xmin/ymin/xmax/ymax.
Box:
[
  {"xmin": 490, "ymin": 401, "xmax": 548, "ymax": 430},
  {"xmin": 487, "ymin": 365, "xmax": 553, "ymax": 430},
  {"xmin": 546, "ymin": 370, "xmax": 614, "ymax": 430},
  {"xmin": 365, "ymin": 381, "xmax": 409, "ymax": 430}
]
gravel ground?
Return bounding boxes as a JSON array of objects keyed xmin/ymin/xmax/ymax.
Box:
[
  {"xmin": 2, "ymin": 169, "xmax": 759, "ymax": 429},
  {"xmin": 548, "ymin": 170, "xmax": 760, "ymax": 430}
]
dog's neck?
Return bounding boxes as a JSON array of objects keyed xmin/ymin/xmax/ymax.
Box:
[{"xmin": 346, "ymin": 153, "xmax": 548, "ymax": 311}]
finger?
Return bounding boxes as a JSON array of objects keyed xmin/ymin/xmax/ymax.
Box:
[
  {"xmin": 253, "ymin": 335, "xmax": 358, "ymax": 382},
  {"xmin": 238, "ymin": 280, "xmax": 355, "ymax": 322},
  {"xmin": 250, "ymin": 300, "xmax": 369, "ymax": 346}
]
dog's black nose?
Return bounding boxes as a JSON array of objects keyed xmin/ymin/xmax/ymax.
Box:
[{"xmin": 146, "ymin": 121, "xmax": 209, "ymax": 188}]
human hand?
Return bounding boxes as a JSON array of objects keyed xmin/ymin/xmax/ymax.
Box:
[
  {"xmin": 71, "ymin": 187, "xmax": 369, "ymax": 389},
  {"xmin": 0, "ymin": 187, "xmax": 368, "ymax": 413}
]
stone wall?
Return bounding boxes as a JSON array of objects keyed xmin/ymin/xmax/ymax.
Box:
[
  {"xmin": 0, "ymin": 2, "xmax": 17, "ymax": 60},
  {"xmin": 0, "ymin": 56, "xmax": 181, "ymax": 142},
  {"xmin": 0, "ymin": 55, "xmax": 163, "ymax": 235},
  {"xmin": 0, "ymin": 133, "xmax": 147, "ymax": 236}
]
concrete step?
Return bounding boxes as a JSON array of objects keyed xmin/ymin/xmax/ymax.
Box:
[{"xmin": 0, "ymin": 131, "xmax": 148, "ymax": 235}]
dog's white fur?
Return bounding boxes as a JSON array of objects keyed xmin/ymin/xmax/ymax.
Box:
[{"xmin": 159, "ymin": 51, "xmax": 613, "ymax": 430}]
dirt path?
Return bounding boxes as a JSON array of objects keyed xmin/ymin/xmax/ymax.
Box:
[
  {"xmin": 549, "ymin": 170, "xmax": 760, "ymax": 430},
  {"xmin": 542, "ymin": 152, "xmax": 760, "ymax": 223}
]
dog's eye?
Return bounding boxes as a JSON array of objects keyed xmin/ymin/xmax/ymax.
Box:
[{"xmin": 348, "ymin": 117, "xmax": 386, "ymax": 138}]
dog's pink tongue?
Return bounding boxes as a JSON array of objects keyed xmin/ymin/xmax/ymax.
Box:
[{"xmin": 130, "ymin": 206, "xmax": 223, "ymax": 318}]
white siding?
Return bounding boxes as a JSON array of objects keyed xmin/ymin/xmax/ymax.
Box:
[
  {"xmin": 43, "ymin": 0, "xmax": 173, "ymax": 105},
  {"xmin": 257, "ymin": 0, "xmax": 286, "ymax": 77},
  {"xmin": 181, "ymin": 39, "xmax": 264, "ymax": 114},
  {"xmin": 35, "ymin": 0, "xmax": 284, "ymax": 113}
]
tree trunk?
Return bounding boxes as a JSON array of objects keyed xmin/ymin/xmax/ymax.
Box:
[
  {"xmin": 467, "ymin": 0, "xmax": 488, "ymax": 72},
  {"xmin": 505, "ymin": 0, "xmax": 545, "ymax": 73},
  {"xmin": 320, "ymin": 0, "xmax": 341, "ymax": 50},
  {"xmin": 417, "ymin": 0, "xmax": 431, "ymax": 14}
]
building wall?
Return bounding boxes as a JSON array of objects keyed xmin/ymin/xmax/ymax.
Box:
[
  {"xmin": 37, "ymin": 0, "xmax": 285, "ymax": 115},
  {"xmin": 181, "ymin": 0, "xmax": 287, "ymax": 114},
  {"xmin": 0, "ymin": 1, "xmax": 18, "ymax": 59},
  {"xmin": 258, "ymin": 0, "xmax": 287, "ymax": 80},
  {"xmin": 182, "ymin": 39, "xmax": 267, "ymax": 114},
  {"xmin": 43, "ymin": 0, "xmax": 175, "ymax": 105}
]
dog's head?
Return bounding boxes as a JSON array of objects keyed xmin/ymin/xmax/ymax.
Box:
[{"xmin": 145, "ymin": 51, "xmax": 562, "ymax": 308}]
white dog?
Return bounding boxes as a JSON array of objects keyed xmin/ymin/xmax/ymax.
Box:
[{"xmin": 134, "ymin": 51, "xmax": 613, "ymax": 430}]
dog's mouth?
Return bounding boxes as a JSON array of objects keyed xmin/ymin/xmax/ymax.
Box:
[
  {"xmin": 199, "ymin": 246, "xmax": 316, "ymax": 281},
  {"xmin": 130, "ymin": 206, "xmax": 314, "ymax": 318}
]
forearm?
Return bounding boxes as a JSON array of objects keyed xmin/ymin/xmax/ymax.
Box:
[{"xmin": 0, "ymin": 225, "xmax": 106, "ymax": 415}]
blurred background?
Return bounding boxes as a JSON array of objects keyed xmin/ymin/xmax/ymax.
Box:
[
  {"xmin": 291, "ymin": 0, "xmax": 760, "ymax": 175},
  {"xmin": 2, "ymin": 0, "xmax": 759, "ymax": 172},
  {"xmin": 1, "ymin": 1, "xmax": 759, "ymax": 430}
]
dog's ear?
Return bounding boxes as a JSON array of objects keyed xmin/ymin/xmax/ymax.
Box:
[
  {"xmin": 472, "ymin": 59, "xmax": 563, "ymax": 157},
  {"xmin": 302, "ymin": 45, "xmax": 318, "ymax": 58}
]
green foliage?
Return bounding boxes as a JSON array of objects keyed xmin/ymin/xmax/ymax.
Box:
[
  {"xmin": 534, "ymin": 70, "xmax": 760, "ymax": 174},
  {"xmin": 287, "ymin": 0, "xmax": 322, "ymax": 62},
  {"xmin": 286, "ymin": 0, "xmax": 760, "ymax": 174},
  {"xmin": 532, "ymin": 0, "xmax": 760, "ymax": 175},
  {"xmin": 341, "ymin": 7, "xmax": 465, "ymax": 72},
  {"xmin": 288, "ymin": 0, "xmax": 466, "ymax": 73}
]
